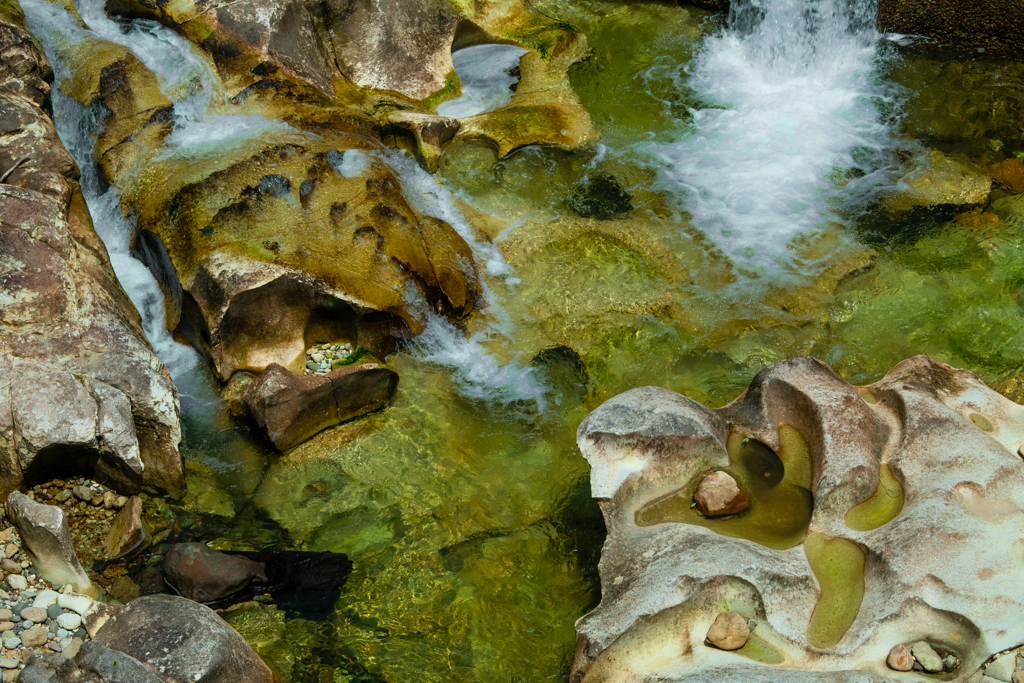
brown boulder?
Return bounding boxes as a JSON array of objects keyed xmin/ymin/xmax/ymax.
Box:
[
  {"xmin": 163, "ymin": 542, "xmax": 267, "ymax": 603},
  {"xmin": 705, "ymin": 612, "xmax": 749, "ymax": 651},
  {"xmin": 243, "ymin": 360, "xmax": 398, "ymax": 451},
  {"xmin": 693, "ymin": 471, "xmax": 749, "ymax": 517},
  {"xmin": 93, "ymin": 594, "xmax": 274, "ymax": 683}
]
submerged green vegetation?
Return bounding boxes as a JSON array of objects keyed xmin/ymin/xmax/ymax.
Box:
[{"xmin": 158, "ymin": 1, "xmax": 1024, "ymax": 680}]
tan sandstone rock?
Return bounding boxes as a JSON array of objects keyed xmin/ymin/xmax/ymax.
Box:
[
  {"xmin": 705, "ymin": 612, "xmax": 749, "ymax": 651},
  {"xmin": 694, "ymin": 471, "xmax": 749, "ymax": 517},
  {"xmin": 573, "ymin": 355, "xmax": 1024, "ymax": 682},
  {"xmin": 887, "ymin": 644, "xmax": 914, "ymax": 671}
]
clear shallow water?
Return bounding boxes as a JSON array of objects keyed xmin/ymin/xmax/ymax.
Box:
[{"xmin": 18, "ymin": 0, "xmax": 1024, "ymax": 681}]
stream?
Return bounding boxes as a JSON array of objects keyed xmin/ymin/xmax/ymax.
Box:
[{"xmin": 17, "ymin": 0, "xmax": 1024, "ymax": 680}]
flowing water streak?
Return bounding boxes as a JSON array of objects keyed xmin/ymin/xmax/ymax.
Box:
[
  {"xmin": 437, "ymin": 44, "xmax": 529, "ymax": 118},
  {"xmin": 381, "ymin": 151, "xmax": 546, "ymax": 407},
  {"xmin": 647, "ymin": 0, "xmax": 895, "ymax": 274},
  {"xmin": 19, "ymin": 0, "xmax": 203, "ymax": 379}
]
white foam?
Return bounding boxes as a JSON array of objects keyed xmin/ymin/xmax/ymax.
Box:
[
  {"xmin": 644, "ymin": 0, "xmax": 896, "ymax": 275},
  {"xmin": 328, "ymin": 149, "xmax": 375, "ymax": 178},
  {"xmin": 437, "ymin": 44, "xmax": 528, "ymax": 118},
  {"xmin": 409, "ymin": 313, "xmax": 545, "ymax": 408}
]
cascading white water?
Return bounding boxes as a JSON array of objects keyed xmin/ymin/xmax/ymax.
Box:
[
  {"xmin": 437, "ymin": 44, "xmax": 528, "ymax": 118},
  {"xmin": 646, "ymin": 0, "xmax": 896, "ymax": 274}
]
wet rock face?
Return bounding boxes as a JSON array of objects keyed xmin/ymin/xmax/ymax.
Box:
[
  {"xmin": 573, "ymin": 356, "xmax": 1024, "ymax": 682},
  {"xmin": 878, "ymin": 0, "xmax": 1024, "ymax": 53},
  {"xmin": 243, "ymin": 359, "xmax": 398, "ymax": 451},
  {"xmin": 0, "ymin": 12, "xmax": 185, "ymax": 498}
]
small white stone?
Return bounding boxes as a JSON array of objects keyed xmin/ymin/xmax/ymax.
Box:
[
  {"xmin": 31, "ymin": 590, "xmax": 59, "ymax": 609},
  {"xmin": 55, "ymin": 613, "xmax": 81, "ymax": 631},
  {"xmin": 56, "ymin": 593, "xmax": 93, "ymax": 616},
  {"xmin": 6, "ymin": 576, "xmax": 26, "ymax": 592}
]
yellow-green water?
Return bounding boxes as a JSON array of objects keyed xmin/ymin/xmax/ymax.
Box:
[
  {"xmin": 804, "ymin": 533, "xmax": 867, "ymax": 650},
  {"xmin": 845, "ymin": 464, "xmax": 905, "ymax": 532},
  {"xmin": 636, "ymin": 427, "xmax": 813, "ymax": 550},
  {"xmin": 156, "ymin": 2, "xmax": 1024, "ymax": 681}
]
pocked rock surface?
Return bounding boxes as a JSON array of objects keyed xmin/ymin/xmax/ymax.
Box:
[{"xmin": 573, "ymin": 355, "xmax": 1024, "ymax": 682}]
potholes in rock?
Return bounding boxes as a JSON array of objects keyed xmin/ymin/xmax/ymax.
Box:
[
  {"xmin": 804, "ymin": 532, "xmax": 866, "ymax": 650},
  {"xmin": 635, "ymin": 425, "xmax": 813, "ymax": 550},
  {"xmin": 845, "ymin": 463, "xmax": 905, "ymax": 532}
]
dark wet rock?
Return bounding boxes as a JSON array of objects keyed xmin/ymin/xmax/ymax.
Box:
[
  {"xmin": 566, "ymin": 173, "xmax": 633, "ymax": 220},
  {"xmin": 224, "ymin": 550, "xmax": 353, "ymax": 617},
  {"xmin": 878, "ymin": 0, "xmax": 1024, "ymax": 53},
  {"xmin": 163, "ymin": 543, "xmax": 267, "ymax": 603},
  {"xmin": 678, "ymin": 0, "xmax": 729, "ymax": 12},
  {"xmin": 0, "ymin": 11, "xmax": 185, "ymax": 498},
  {"xmin": 93, "ymin": 594, "xmax": 274, "ymax": 683},
  {"xmin": 5, "ymin": 492, "xmax": 91, "ymax": 592},
  {"xmin": 242, "ymin": 360, "xmax": 398, "ymax": 451}
]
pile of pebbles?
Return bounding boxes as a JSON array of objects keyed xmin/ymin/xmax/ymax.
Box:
[
  {"xmin": 28, "ymin": 478, "xmax": 128, "ymax": 568},
  {"xmin": 0, "ymin": 526, "xmax": 93, "ymax": 679},
  {"xmin": 303, "ymin": 342, "xmax": 353, "ymax": 376}
]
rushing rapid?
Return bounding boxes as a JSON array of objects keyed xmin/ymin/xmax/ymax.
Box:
[{"xmin": 646, "ymin": 0, "xmax": 896, "ymax": 274}]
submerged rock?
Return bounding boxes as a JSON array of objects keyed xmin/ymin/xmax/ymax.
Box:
[
  {"xmin": 882, "ymin": 150, "xmax": 991, "ymax": 218},
  {"xmin": 243, "ymin": 360, "xmax": 398, "ymax": 451},
  {"xmin": 573, "ymin": 356, "xmax": 1024, "ymax": 681}
]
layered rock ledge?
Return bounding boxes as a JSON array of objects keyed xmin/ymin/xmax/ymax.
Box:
[
  {"xmin": 0, "ymin": 2, "xmax": 185, "ymax": 497},
  {"xmin": 573, "ymin": 355, "xmax": 1024, "ymax": 682}
]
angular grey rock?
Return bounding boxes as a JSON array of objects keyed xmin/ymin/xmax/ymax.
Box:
[
  {"xmin": 93, "ymin": 594, "xmax": 275, "ymax": 683},
  {"xmin": 19, "ymin": 642, "xmax": 164, "ymax": 683},
  {"xmin": 5, "ymin": 492, "xmax": 90, "ymax": 592},
  {"xmin": 163, "ymin": 543, "xmax": 266, "ymax": 603},
  {"xmin": 911, "ymin": 641, "xmax": 943, "ymax": 673}
]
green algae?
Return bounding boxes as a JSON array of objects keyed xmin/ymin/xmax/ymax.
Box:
[
  {"xmin": 635, "ymin": 426, "xmax": 813, "ymax": 550},
  {"xmin": 845, "ymin": 464, "xmax": 904, "ymax": 532},
  {"xmin": 804, "ymin": 533, "xmax": 866, "ymax": 650},
  {"xmin": 736, "ymin": 632, "xmax": 786, "ymax": 665}
]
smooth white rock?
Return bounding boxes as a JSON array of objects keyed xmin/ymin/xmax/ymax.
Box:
[
  {"xmin": 55, "ymin": 612, "xmax": 81, "ymax": 630},
  {"xmin": 56, "ymin": 593, "xmax": 93, "ymax": 615},
  {"xmin": 7, "ymin": 575, "xmax": 27, "ymax": 592},
  {"xmin": 32, "ymin": 589, "xmax": 60, "ymax": 608}
]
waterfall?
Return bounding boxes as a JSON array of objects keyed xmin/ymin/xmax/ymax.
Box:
[{"xmin": 648, "ymin": 0, "xmax": 897, "ymax": 275}]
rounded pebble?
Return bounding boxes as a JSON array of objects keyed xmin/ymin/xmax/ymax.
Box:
[{"xmin": 55, "ymin": 613, "xmax": 81, "ymax": 631}]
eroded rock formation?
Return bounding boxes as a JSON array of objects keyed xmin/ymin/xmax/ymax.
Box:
[
  {"xmin": 573, "ymin": 356, "xmax": 1024, "ymax": 682},
  {"xmin": 0, "ymin": 3, "xmax": 185, "ymax": 497}
]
